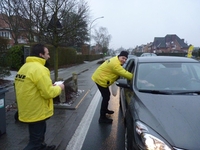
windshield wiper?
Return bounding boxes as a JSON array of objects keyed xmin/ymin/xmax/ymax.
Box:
[
  {"xmin": 172, "ymin": 91, "xmax": 200, "ymax": 95},
  {"xmin": 138, "ymin": 90, "xmax": 172, "ymax": 95},
  {"xmin": 139, "ymin": 89, "xmax": 200, "ymax": 95}
]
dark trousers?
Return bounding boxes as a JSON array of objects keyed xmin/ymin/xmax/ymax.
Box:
[
  {"xmin": 96, "ymin": 83, "xmax": 110, "ymax": 117},
  {"xmin": 23, "ymin": 120, "xmax": 46, "ymax": 150}
]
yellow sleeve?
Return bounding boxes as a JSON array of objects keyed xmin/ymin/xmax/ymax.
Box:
[{"xmin": 112, "ymin": 64, "xmax": 133, "ymax": 80}]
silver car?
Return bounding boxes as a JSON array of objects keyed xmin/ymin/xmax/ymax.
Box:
[{"xmin": 117, "ymin": 56, "xmax": 200, "ymax": 150}]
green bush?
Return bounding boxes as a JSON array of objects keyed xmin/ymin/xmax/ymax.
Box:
[
  {"xmin": 0, "ymin": 37, "xmax": 10, "ymax": 79},
  {"xmin": 0, "ymin": 53, "xmax": 11, "ymax": 79},
  {"xmin": 47, "ymin": 46, "xmax": 81, "ymax": 68},
  {"xmin": 8, "ymin": 45, "xmax": 24, "ymax": 70},
  {"xmin": 5, "ymin": 44, "xmax": 102, "ymax": 71}
]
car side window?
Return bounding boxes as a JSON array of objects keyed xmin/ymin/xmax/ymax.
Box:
[
  {"xmin": 125, "ymin": 59, "xmax": 133, "ymax": 71},
  {"xmin": 125, "ymin": 59, "xmax": 135, "ymax": 73},
  {"xmin": 130, "ymin": 61, "xmax": 135, "ymax": 73},
  {"xmin": 125, "ymin": 59, "xmax": 135, "ymax": 85}
]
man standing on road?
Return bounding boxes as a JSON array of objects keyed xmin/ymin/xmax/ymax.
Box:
[
  {"xmin": 15, "ymin": 43, "xmax": 65, "ymax": 150},
  {"xmin": 92, "ymin": 51, "xmax": 133, "ymax": 124}
]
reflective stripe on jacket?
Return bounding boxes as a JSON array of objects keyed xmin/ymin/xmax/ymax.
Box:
[
  {"xmin": 15, "ymin": 56, "xmax": 62, "ymax": 123},
  {"xmin": 91, "ymin": 56, "xmax": 133, "ymax": 88}
]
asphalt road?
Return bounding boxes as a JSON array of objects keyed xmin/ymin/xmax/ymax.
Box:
[
  {"xmin": 0, "ymin": 58, "xmax": 125, "ymax": 150},
  {"xmin": 81, "ymin": 90, "xmax": 125, "ymax": 150},
  {"xmin": 65, "ymin": 63, "xmax": 125, "ymax": 150}
]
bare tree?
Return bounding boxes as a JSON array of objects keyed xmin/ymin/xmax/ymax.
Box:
[
  {"xmin": 61, "ymin": 2, "xmax": 89, "ymax": 47},
  {"xmin": 0, "ymin": 0, "xmax": 29, "ymax": 44},
  {"xmin": 0, "ymin": 0, "xmax": 90, "ymax": 46},
  {"xmin": 19, "ymin": 0, "xmax": 47, "ymax": 43},
  {"xmin": 92, "ymin": 27, "xmax": 111, "ymax": 54},
  {"xmin": 44, "ymin": 0, "xmax": 89, "ymax": 81},
  {"xmin": 0, "ymin": 0, "xmax": 90, "ymax": 81}
]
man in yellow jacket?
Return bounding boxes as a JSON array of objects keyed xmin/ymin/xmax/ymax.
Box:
[
  {"xmin": 15, "ymin": 44, "xmax": 65, "ymax": 150},
  {"xmin": 92, "ymin": 51, "xmax": 133, "ymax": 123}
]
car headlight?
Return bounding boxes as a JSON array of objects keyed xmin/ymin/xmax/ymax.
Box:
[{"xmin": 136, "ymin": 121, "xmax": 172, "ymax": 150}]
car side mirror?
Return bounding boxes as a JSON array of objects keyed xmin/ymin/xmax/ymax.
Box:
[{"xmin": 115, "ymin": 79, "xmax": 131, "ymax": 89}]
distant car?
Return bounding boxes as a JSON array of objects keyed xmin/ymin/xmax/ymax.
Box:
[
  {"xmin": 140, "ymin": 53, "xmax": 157, "ymax": 57},
  {"xmin": 116, "ymin": 56, "xmax": 200, "ymax": 150},
  {"xmin": 123, "ymin": 54, "xmax": 137, "ymax": 68}
]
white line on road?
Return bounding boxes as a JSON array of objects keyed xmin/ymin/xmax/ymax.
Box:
[{"xmin": 65, "ymin": 90, "xmax": 101, "ymax": 150}]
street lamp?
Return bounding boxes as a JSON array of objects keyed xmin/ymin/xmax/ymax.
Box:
[{"xmin": 89, "ymin": 16, "xmax": 104, "ymax": 54}]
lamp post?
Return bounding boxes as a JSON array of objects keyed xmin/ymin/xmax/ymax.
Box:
[{"xmin": 89, "ymin": 16, "xmax": 104, "ymax": 54}]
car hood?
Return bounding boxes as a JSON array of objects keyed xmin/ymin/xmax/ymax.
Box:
[{"xmin": 135, "ymin": 91, "xmax": 200, "ymax": 149}]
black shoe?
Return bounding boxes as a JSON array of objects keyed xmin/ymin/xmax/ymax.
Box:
[
  {"xmin": 46, "ymin": 145, "xmax": 56, "ymax": 150},
  {"xmin": 106, "ymin": 110, "xmax": 114, "ymax": 114},
  {"xmin": 42, "ymin": 145, "xmax": 56, "ymax": 150},
  {"xmin": 99, "ymin": 117, "xmax": 113, "ymax": 124}
]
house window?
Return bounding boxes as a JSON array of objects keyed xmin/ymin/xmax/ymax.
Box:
[
  {"xmin": 0, "ymin": 31, "xmax": 4, "ymax": 37},
  {"xmin": 8, "ymin": 32, "xmax": 11, "ymax": 39},
  {"xmin": 0, "ymin": 31, "xmax": 11, "ymax": 39}
]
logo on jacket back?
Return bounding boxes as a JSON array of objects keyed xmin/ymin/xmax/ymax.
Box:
[{"xmin": 15, "ymin": 74, "xmax": 26, "ymax": 82}]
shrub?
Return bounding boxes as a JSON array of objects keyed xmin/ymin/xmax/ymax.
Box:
[
  {"xmin": 0, "ymin": 37, "xmax": 10, "ymax": 79},
  {"xmin": 8, "ymin": 45, "xmax": 24, "ymax": 70}
]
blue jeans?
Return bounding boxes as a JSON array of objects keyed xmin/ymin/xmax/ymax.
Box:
[{"xmin": 23, "ymin": 120, "xmax": 46, "ymax": 150}]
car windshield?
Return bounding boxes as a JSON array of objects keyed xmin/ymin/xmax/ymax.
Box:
[{"xmin": 136, "ymin": 62, "xmax": 200, "ymax": 92}]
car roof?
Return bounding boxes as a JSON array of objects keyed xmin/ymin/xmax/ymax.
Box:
[
  {"xmin": 141, "ymin": 52, "xmax": 156, "ymax": 55},
  {"xmin": 140, "ymin": 53, "xmax": 157, "ymax": 56},
  {"xmin": 130, "ymin": 56, "xmax": 199, "ymax": 63},
  {"xmin": 127, "ymin": 54, "xmax": 136, "ymax": 58}
]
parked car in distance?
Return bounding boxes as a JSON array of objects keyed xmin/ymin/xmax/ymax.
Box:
[
  {"xmin": 116, "ymin": 56, "xmax": 200, "ymax": 150},
  {"xmin": 140, "ymin": 52, "xmax": 157, "ymax": 57},
  {"xmin": 123, "ymin": 54, "xmax": 137, "ymax": 68}
]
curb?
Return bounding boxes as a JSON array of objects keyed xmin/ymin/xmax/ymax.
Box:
[
  {"xmin": 0, "ymin": 81, "xmax": 14, "ymax": 89},
  {"xmin": 64, "ymin": 69, "xmax": 89, "ymax": 83},
  {"xmin": 54, "ymin": 89, "xmax": 89, "ymax": 110},
  {"xmin": 54, "ymin": 79, "xmax": 98, "ymax": 110},
  {"xmin": 53, "ymin": 68, "xmax": 91, "ymax": 110}
]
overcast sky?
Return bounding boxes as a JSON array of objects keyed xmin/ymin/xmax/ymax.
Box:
[{"xmin": 86, "ymin": 0, "xmax": 200, "ymax": 50}]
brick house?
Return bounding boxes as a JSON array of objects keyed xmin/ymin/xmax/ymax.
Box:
[
  {"xmin": 152, "ymin": 34, "xmax": 189, "ymax": 53},
  {"xmin": 0, "ymin": 14, "xmax": 13, "ymax": 46},
  {"xmin": 0, "ymin": 13, "xmax": 33, "ymax": 47},
  {"xmin": 136, "ymin": 34, "xmax": 189, "ymax": 53}
]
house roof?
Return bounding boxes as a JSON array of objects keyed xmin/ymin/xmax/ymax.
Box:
[
  {"xmin": 153, "ymin": 34, "xmax": 188, "ymax": 49},
  {"xmin": 153, "ymin": 37, "xmax": 166, "ymax": 48}
]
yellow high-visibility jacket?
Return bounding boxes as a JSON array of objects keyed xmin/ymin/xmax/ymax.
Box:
[
  {"xmin": 92, "ymin": 56, "xmax": 133, "ymax": 88},
  {"xmin": 15, "ymin": 56, "xmax": 62, "ymax": 123}
]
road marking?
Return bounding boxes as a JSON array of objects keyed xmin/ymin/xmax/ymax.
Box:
[
  {"xmin": 75, "ymin": 90, "xmax": 90, "ymax": 109},
  {"xmin": 65, "ymin": 90, "xmax": 101, "ymax": 150}
]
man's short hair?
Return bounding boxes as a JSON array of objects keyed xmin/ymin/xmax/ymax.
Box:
[{"xmin": 30, "ymin": 43, "xmax": 45, "ymax": 57}]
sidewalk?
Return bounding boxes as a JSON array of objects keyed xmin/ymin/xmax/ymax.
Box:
[
  {"xmin": 0, "ymin": 58, "xmax": 103, "ymax": 150},
  {"xmin": 4, "ymin": 59, "xmax": 102, "ymax": 108}
]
